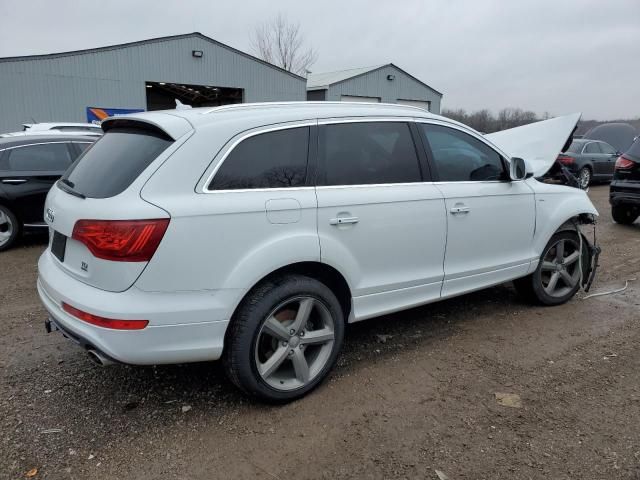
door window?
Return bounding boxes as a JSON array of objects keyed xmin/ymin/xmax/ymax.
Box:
[
  {"xmin": 318, "ymin": 122, "xmax": 422, "ymax": 186},
  {"xmin": 209, "ymin": 127, "xmax": 309, "ymax": 190},
  {"xmin": 584, "ymin": 142, "xmax": 601, "ymax": 154},
  {"xmin": 3, "ymin": 143, "xmax": 72, "ymax": 171},
  {"xmin": 599, "ymin": 142, "xmax": 617, "ymax": 155},
  {"xmin": 420, "ymin": 124, "xmax": 505, "ymax": 181}
]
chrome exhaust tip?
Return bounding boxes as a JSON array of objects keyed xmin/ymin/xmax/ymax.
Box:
[{"xmin": 87, "ymin": 349, "xmax": 115, "ymax": 367}]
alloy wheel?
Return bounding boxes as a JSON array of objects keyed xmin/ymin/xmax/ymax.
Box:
[
  {"xmin": 254, "ymin": 296, "xmax": 335, "ymax": 391},
  {"xmin": 578, "ymin": 168, "xmax": 591, "ymax": 189},
  {"xmin": 0, "ymin": 209, "xmax": 14, "ymax": 248},
  {"xmin": 540, "ymin": 238, "xmax": 581, "ymax": 298}
]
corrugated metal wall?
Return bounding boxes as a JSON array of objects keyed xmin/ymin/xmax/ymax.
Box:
[
  {"xmin": 325, "ymin": 65, "xmax": 441, "ymax": 113},
  {"xmin": 0, "ymin": 35, "xmax": 306, "ymax": 133}
]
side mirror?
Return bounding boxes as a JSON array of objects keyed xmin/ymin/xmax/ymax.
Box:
[{"xmin": 510, "ymin": 157, "xmax": 527, "ymax": 181}]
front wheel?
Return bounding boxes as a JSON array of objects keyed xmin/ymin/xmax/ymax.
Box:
[
  {"xmin": 223, "ymin": 275, "xmax": 345, "ymax": 403},
  {"xmin": 514, "ymin": 231, "xmax": 585, "ymax": 306},
  {"xmin": 612, "ymin": 205, "xmax": 639, "ymax": 225}
]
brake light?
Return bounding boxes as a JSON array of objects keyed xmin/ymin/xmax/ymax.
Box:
[
  {"xmin": 72, "ymin": 219, "xmax": 169, "ymax": 262},
  {"xmin": 557, "ymin": 154, "xmax": 575, "ymax": 166},
  {"xmin": 615, "ymin": 155, "xmax": 635, "ymax": 170},
  {"xmin": 62, "ymin": 302, "xmax": 148, "ymax": 330}
]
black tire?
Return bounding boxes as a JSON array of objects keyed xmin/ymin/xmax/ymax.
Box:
[
  {"xmin": 0, "ymin": 205, "xmax": 20, "ymax": 252},
  {"xmin": 611, "ymin": 205, "xmax": 639, "ymax": 225},
  {"xmin": 514, "ymin": 231, "xmax": 586, "ymax": 306},
  {"xmin": 577, "ymin": 167, "xmax": 591, "ymax": 189},
  {"xmin": 223, "ymin": 274, "xmax": 345, "ymax": 403}
]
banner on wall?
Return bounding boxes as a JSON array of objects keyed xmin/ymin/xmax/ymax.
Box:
[{"xmin": 86, "ymin": 107, "xmax": 144, "ymax": 124}]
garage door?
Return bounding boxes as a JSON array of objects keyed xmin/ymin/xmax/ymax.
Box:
[
  {"xmin": 340, "ymin": 95, "xmax": 381, "ymax": 103},
  {"xmin": 397, "ymin": 99, "xmax": 431, "ymax": 111}
]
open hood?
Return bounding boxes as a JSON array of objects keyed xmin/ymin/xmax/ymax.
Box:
[{"xmin": 485, "ymin": 113, "xmax": 581, "ymax": 177}]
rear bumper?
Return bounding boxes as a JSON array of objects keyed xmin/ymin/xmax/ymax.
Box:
[
  {"xmin": 37, "ymin": 250, "xmax": 238, "ymax": 365},
  {"xmin": 610, "ymin": 183, "xmax": 640, "ymax": 207}
]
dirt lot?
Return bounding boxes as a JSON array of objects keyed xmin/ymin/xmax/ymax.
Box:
[{"xmin": 1, "ymin": 185, "xmax": 639, "ymax": 480}]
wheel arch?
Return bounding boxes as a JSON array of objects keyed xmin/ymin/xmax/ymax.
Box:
[{"xmin": 234, "ymin": 261, "xmax": 353, "ymax": 322}]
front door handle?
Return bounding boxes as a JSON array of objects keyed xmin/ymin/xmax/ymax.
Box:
[
  {"xmin": 450, "ymin": 206, "xmax": 470, "ymax": 215},
  {"xmin": 2, "ymin": 179, "xmax": 27, "ymax": 184},
  {"xmin": 329, "ymin": 216, "xmax": 359, "ymax": 225}
]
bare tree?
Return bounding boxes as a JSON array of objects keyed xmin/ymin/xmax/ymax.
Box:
[{"xmin": 250, "ymin": 14, "xmax": 318, "ymax": 76}]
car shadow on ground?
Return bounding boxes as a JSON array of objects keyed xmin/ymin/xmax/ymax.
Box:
[{"xmin": 41, "ymin": 283, "xmax": 520, "ymax": 416}]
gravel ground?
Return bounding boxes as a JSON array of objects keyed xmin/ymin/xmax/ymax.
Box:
[{"xmin": 1, "ymin": 185, "xmax": 639, "ymax": 480}]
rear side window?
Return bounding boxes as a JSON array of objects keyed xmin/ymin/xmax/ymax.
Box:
[
  {"xmin": 599, "ymin": 142, "xmax": 617, "ymax": 155},
  {"xmin": 421, "ymin": 124, "xmax": 504, "ymax": 182},
  {"xmin": 626, "ymin": 138, "xmax": 640, "ymax": 160},
  {"xmin": 318, "ymin": 122, "xmax": 421, "ymax": 186},
  {"xmin": 2, "ymin": 143, "xmax": 72, "ymax": 171},
  {"xmin": 584, "ymin": 142, "xmax": 601, "ymax": 154},
  {"xmin": 209, "ymin": 127, "xmax": 309, "ymax": 190},
  {"xmin": 63, "ymin": 128, "xmax": 172, "ymax": 198}
]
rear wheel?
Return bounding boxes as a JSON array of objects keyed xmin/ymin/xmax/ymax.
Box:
[
  {"xmin": 611, "ymin": 205, "xmax": 639, "ymax": 225},
  {"xmin": 0, "ymin": 205, "xmax": 19, "ymax": 251},
  {"xmin": 223, "ymin": 275, "xmax": 344, "ymax": 403},
  {"xmin": 514, "ymin": 231, "xmax": 584, "ymax": 306},
  {"xmin": 578, "ymin": 167, "xmax": 591, "ymax": 189}
]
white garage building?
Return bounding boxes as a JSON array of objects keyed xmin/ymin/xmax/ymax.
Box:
[{"xmin": 306, "ymin": 63, "xmax": 442, "ymax": 113}]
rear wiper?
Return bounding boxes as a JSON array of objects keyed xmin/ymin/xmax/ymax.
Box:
[{"xmin": 58, "ymin": 178, "xmax": 86, "ymax": 199}]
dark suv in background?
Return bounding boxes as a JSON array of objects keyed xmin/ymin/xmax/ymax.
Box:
[
  {"xmin": 610, "ymin": 136, "xmax": 640, "ymax": 225},
  {"xmin": 556, "ymin": 138, "xmax": 620, "ymax": 188},
  {"xmin": 0, "ymin": 135, "xmax": 96, "ymax": 250}
]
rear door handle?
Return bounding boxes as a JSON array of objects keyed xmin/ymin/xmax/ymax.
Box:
[
  {"xmin": 329, "ymin": 216, "xmax": 359, "ymax": 225},
  {"xmin": 450, "ymin": 206, "xmax": 470, "ymax": 215},
  {"xmin": 1, "ymin": 179, "xmax": 27, "ymax": 184}
]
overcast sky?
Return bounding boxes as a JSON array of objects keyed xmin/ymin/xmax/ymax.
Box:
[{"xmin": 0, "ymin": 0, "xmax": 638, "ymax": 120}]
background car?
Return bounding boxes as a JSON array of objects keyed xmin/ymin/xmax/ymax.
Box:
[
  {"xmin": 556, "ymin": 138, "xmax": 619, "ymax": 188},
  {"xmin": 610, "ymin": 136, "xmax": 640, "ymax": 224},
  {"xmin": 0, "ymin": 134, "xmax": 96, "ymax": 250},
  {"xmin": 22, "ymin": 122, "xmax": 103, "ymax": 134}
]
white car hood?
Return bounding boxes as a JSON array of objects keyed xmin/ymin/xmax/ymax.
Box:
[{"xmin": 485, "ymin": 113, "xmax": 582, "ymax": 177}]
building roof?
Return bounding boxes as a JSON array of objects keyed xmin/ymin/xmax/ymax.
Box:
[
  {"xmin": 306, "ymin": 65, "xmax": 386, "ymax": 89},
  {"xmin": 306, "ymin": 63, "xmax": 442, "ymax": 95},
  {"xmin": 0, "ymin": 32, "xmax": 305, "ymax": 81}
]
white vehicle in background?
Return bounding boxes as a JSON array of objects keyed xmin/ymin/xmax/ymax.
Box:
[
  {"xmin": 37, "ymin": 103, "xmax": 599, "ymax": 402},
  {"xmin": 23, "ymin": 122, "xmax": 103, "ymax": 134},
  {"xmin": 1, "ymin": 123, "xmax": 103, "ymax": 138}
]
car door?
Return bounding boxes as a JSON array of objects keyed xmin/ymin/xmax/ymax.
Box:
[
  {"xmin": 315, "ymin": 119, "xmax": 446, "ymax": 321},
  {"xmin": 583, "ymin": 141, "xmax": 606, "ymax": 177},
  {"xmin": 417, "ymin": 121, "xmax": 536, "ymax": 298},
  {"xmin": 597, "ymin": 141, "xmax": 619, "ymax": 178},
  {"xmin": 0, "ymin": 142, "xmax": 74, "ymax": 224}
]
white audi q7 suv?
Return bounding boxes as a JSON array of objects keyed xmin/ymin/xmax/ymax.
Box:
[{"xmin": 37, "ymin": 102, "xmax": 599, "ymax": 402}]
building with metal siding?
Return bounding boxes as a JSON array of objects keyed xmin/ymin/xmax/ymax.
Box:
[
  {"xmin": 306, "ymin": 64, "xmax": 442, "ymax": 113},
  {"xmin": 0, "ymin": 33, "xmax": 306, "ymax": 133}
]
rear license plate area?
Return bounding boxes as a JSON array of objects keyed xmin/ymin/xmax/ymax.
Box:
[{"xmin": 51, "ymin": 231, "xmax": 67, "ymax": 262}]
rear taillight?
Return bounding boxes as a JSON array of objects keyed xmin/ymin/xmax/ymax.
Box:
[
  {"xmin": 72, "ymin": 219, "xmax": 169, "ymax": 262},
  {"xmin": 557, "ymin": 154, "xmax": 575, "ymax": 166},
  {"xmin": 615, "ymin": 155, "xmax": 635, "ymax": 170},
  {"xmin": 62, "ymin": 302, "xmax": 148, "ymax": 330}
]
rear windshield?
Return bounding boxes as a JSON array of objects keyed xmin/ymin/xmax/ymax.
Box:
[
  {"xmin": 62, "ymin": 127, "xmax": 172, "ymax": 198},
  {"xmin": 625, "ymin": 137, "xmax": 640, "ymax": 161}
]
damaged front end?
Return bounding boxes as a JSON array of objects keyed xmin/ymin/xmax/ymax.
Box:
[{"xmin": 573, "ymin": 214, "xmax": 601, "ymax": 292}]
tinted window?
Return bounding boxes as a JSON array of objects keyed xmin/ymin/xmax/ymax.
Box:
[
  {"xmin": 584, "ymin": 142, "xmax": 601, "ymax": 154},
  {"xmin": 210, "ymin": 127, "xmax": 309, "ymax": 190},
  {"xmin": 63, "ymin": 128, "xmax": 172, "ymax": 198},
  {"xmin": 599, "ymin": 142, "xmax": 617, "ymax": 155},
  {"xmin": 626, "ymin": 138, "xmax": 640, "ymax": 160},
  {"xmin": 421, "ymin": 124, "xmax": 504, "ymax": 181},
  {"xmin": 74, "ymin": 142, "xmax": 93, "ymax": 154},
  {"xmin": 318, "ymin": 122, "xmax": 421, "ymax": 186},
  {"xmin": 567, "ymin": 141, "xmax": 585, "ymax": 153},
  {"xmin": 3, "ymin": 143, "xmax": 72, "ymax": 171}
]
